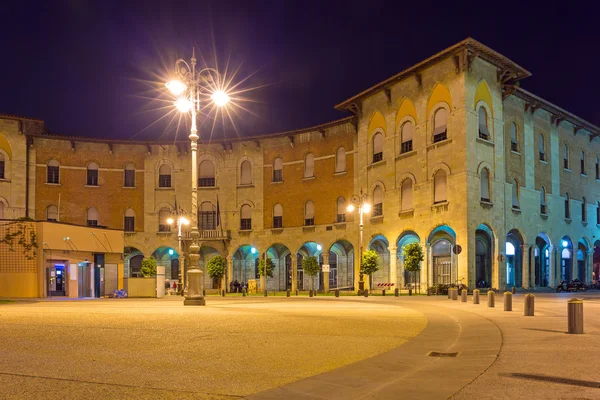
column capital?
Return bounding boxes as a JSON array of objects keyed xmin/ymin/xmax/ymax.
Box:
[{"xmin": 388, "ymin": 246, "xmax": 397, "ymax": 252}]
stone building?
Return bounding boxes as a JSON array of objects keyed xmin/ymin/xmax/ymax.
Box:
[{"xmin": 1, "ymin": 38, "xmax": 599, "ymax": 297}]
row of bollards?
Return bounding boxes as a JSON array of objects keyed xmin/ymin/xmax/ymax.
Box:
[{"xmin": 449, "ymin": 288, "xmax": 584, "ymax": 334}]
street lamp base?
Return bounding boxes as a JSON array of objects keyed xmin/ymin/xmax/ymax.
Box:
[
  {"xmin": 184, "ymin": 267, "xmax": 206, "ymax": 306},
  {"xmin": 184, "ymin": 298, "xmax": 206, "ymax": 306}
]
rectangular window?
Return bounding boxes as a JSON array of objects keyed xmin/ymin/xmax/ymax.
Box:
[
  {"xmin": 273, "ymin": 170, "xmax": 283, "ymax": 182},
  {"xmin": 87, "ymin": 220, "xmax": 98, "ymax": 227},
  {"xmin": 510, "ymin": 141, "xmax": 518, "ymax": 152},
  {"xmin": 240, "ymin": 218, "xmax": 252, "ymax": 230},
  {"xmin": 124, "ymin": 170, "xmax": 135, "ymax": 187},
  {"xmin": 581, "ymin": 159, "xmax": 585, "ymax": 175},
  {"xmin": 478, "ymin": 129, "xmax": 489, "ymax": 140},
  {"xmin": 373, "ymin": 203, "xmax": 383, "ymax": 217},
  {"xmin": 87, "ymin": 170, "xmax": 99, "ymax": 186},
  {"xmin": 433, "ymin": 131, "xmax": 447, "ymax": 143},
  {"xmin": 0, "ymin": 161, "xmax": 4, "ymax": 179},
  {"xmin": 336, "ymin": 213, "xmax": 346, "ymax": 223},
  {"xmin": 540, "ymin": 204, "xmax": 547, "ymax": 215},
  {"xmin": 198, "ymin": 177, "xmax": 215, "ymax": 187},
  {"xmin": 124, "ymin": 217, "xmax": 135, "ymax": 232},
  {"xmin": 159, "ymin": 175, "xmax": 171, "ymax": 188},
  {"xmin": 373, "ymin": 152, "xmax": 383, "ymax": 163},
  {"xmin": 400, "ymin": 141, "xmax": 413, "ymax": 154},
  {"xmin": 199, "ymin": 212, "xmax": 216, "ymax": 230},
  {"xmin": 47, "ymin": 166, "xmax": 59, "ymax": 184},
  {"xmin": 564, "ymin": 158, "xmax": 569, "ymax": 169},
  {"xmin": 304, "ymin": 217, "xmax": 314, "ymax": 226},
  {"xmin": 273, "ymin": 216, "xmax": 283, "ymax": 228},
  {"xmin": 158, "ymin": 223, "xmax": 171, "ymax": 232},
  {"xmin": 539, "ymin": 152, "xmax": 546, "ymax": 162}
]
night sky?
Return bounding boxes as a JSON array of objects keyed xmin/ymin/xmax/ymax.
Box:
[{"xmin": 1, "ymin": 1, "xmax": 598, "ymax": 141}]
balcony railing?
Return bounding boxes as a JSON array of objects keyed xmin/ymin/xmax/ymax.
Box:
[{"xmin": 183, "ymin": 229, "xmax": 231, "ymax": 240}]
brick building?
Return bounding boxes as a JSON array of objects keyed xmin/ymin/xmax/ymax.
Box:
[{"xmin": 1, "ymin": 38, "xmax": 599, "ymax": 297}]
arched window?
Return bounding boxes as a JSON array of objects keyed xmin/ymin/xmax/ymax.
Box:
[
  {"xmin": 563, "ymin": 144, "xmax": 569, "ymax": 169},
  {"xmin": 580, "ymin": 151, "xmax": 586, "ymax": 175},
  {"xmin": 373, "ymin": 186, "xmax": 383, "ymax": 216},
  {"xmin": 433, "ymin": 108, "xmax": 448, "ymax": 143},
  {"xmin": 540, "ymin": 186, "xmax": 547, "ymax": 215},
  {"xmin": 401, "ymin": 179, "xmax": 412, "ymax": 210},
  {"xmin": 273, "ymin": 203, "xmax": 283, "ymax": 228},
  {"xmin": 372, "ymin": 133, "xmax": 383, "ymax": 163},
  {"xmin": 478, "ymin": 107, "xmax": 489, "ymax": 140},
  {"xmin": 335, "ymin": 148, "xmax": 346, "ymax": 173},
  {"xmin": 539, "ymin": 134, "xmax": 546, "ymax": 161},
  {"xmin": 400, "ymin": 121, "xmax": 413, "ymax": 153},
  {"xmin": 199, "ymin": 160, "xmax": 215, "ymax": 187},
  {"xmin": 46, "ymin": 205, "xmax": 58, "ymax": 222},
  {"xmin": 87, "ymin": 207, "xmax": 98, "ymax": 227},
  {"xmin": 240, "ymin": 204, "xmax": 252, "ymax": 230},
  {"xmin": 158, "ymin": 207, "xmax": 171, "ymax": 232},
  {"xmin": 0, "ymin": 153, "xmax": 5, "ymax": 179},
  {"xmin": 273, "ymin": 157, "xmax": 283, "ymax": 182},
  {"xmin": 304, "ymin": 201, "xmax": 315, "ymax": 226},
  {"xmin": 565, "ymin": 193, "xmax": 570, "ymax": 219},
  {"xmin": 124, "ymin": 164, "xmax": 135, "ymax": 187},
  {"xmin": 124, "ymin": 208, "xmax": 135, "ymax": 232},
  {"xmin": 158, "ymin": 164, "xmax": 172, "ymax": 188},
  {"xmin": 433, "ymin": 170, "xmax": 447, "ymax": 204},
  {"xmin": 480, "ymin": 168, "xmax": 490, "ymax": 202},
  {"xmin": 512, "ymin": 179, "xmax": 520, "ymax": 209},
  {"xmin": 86, "ymin": 162, "xmax": 99, "ymax": 186},
  {"xmin": 199, "ymin": 202, "xmax": 216, "ymax": 230},
  {"xmin": 510, "ymin": 122, "xmax": 518, "ymax": 152},
  {"xmin": 582, "ymin": 197, "xmax": 587, "ymax": 222},
  {"xmin": 240, "ymin": 160, "xmax": 252, "ymax": 185},
  {"xmin": 304, "ymin": 153, "xmax": 315, "ymax": 178},
  {"xmin": 0, "ymin": 201, "xmax": 4, "ymax": 219},
  {"xmin": 336, "ymin": 196, "xmax": 346, "ymax": 223},
  {"xmin": 47, "ymin": 160, "xmax": 60, "ymax": 184}
]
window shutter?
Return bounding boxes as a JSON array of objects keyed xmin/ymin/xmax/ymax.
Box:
[
  {"xmin": 305, "ymin": 201, "xmax": 314, "ymax": 218},
  {"xmin": 480, "ymin": 169, "xmax": 490, "ymax": 200},
  {"xmin": 539, "ymin": 134, "xmax": 545, "ymax": 153},
  {"xmin": 434, "ymin": 170, "xmax": 447, "ymax": 203},
  {"xmin": 336, "ymin": 148, "xmax": 346, "ymax": 172},
  {"xmin": 201, "ymin": 202, "xmax": 215, "ymax": 212},
  {"xmin": 478, "ymin": 108, "xmax": 488, "ymax": 135},
  {"xmin": 401, "ymin": 179, "xmax": 412, "ymax": 210},
  {"xmin": 510, "ymin": 123, "xmax": 517, "ymax": 143},
  {"xmin": 402, "ymin": 122, "xmax": 413, "ymax": 142},
  {"xmin": 87, "ymin": 207, "xmax": 98, "ymax": 222},
  {"xmin": 159, "ymin": 164, "xmax": 171, "ymax": 175},
  {"xmin": 337, "ymin": 197, "xmax": 346, "ymax": 214},
  {"xmin": 47, "ymin": 205, "xmax": 58, "ymax": 221},
  {"xmin": 540, "ymin": 187, "xmax": 546, "ymax": 206},
  {"xmin": 240, "ymin": 160, "xmax": 252, "ymax": 184},
  {"xmin": 512, "ymin": 181, "xmax": 519, "ymax": 208},
  {"xmin": 241, "ymin": 205, "xmax": 251, "ymax": 219},
  {"xmin": 199, "ymin": 161, "xmax": 214, "ymax": 178},
  {"xmin": 274, "ymin": 158, "xmax": 283, "ymax": 170},
  {"xmin": 274, "ymin": 204, "xmax": 283, "ymax": 217},
  {"xmin": 433, "ymin": 109, "xmax": 447, "ymax": 135},
  {"xmin": 373, "ymin": 186, "xmax": 383, "ymax": 204},
  {"xmin": 304, "ymin": 153, "xmax": 314, "ymax": 177},
  {"xmin": 125, "ymin": 208, "xmax": 135, "ymax": 218},
  {"xmin": 373, "ymin": 133, "xmax": 383, "ymax": 154}
]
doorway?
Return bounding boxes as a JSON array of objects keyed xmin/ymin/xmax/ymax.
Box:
[{"xmin": 47, "ymin": 264, "xmax": 66, "ymax": 296}]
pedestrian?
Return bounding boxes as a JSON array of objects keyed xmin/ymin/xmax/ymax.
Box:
[{"xmin": 230, "ymin": 280, "xmax": 235, "ymax": 293}]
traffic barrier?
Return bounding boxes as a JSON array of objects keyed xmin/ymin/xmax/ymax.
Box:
[
  {"xmin": 394, "ymin": 288, "xmax": 399, "ymax": 297},
  {"xmin": 382, "ymin": 290, "xmax": 386, "ymax": 296}
]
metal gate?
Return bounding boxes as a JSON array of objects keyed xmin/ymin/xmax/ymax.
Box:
[{"xmin": 433, "ymin": 257, "xmax": 452, "ymax": 285}]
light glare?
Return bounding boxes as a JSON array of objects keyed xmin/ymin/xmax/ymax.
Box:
[
  {"xmin": 251, "ymin": 247, "xmax": 257, "ymax": 254},
  {"xmin": 346, "ymin": 204, "xmax": 355, "ymax": 212},
  {"xmin": 317, "ymin": 245, "xmax": 322, "ymax": 251},
  {"xmin": 211, "ymin": 90, "xmax": 231, "ymax": 107},
  {"xmin": 166, "ymin": 80, "xmax": 187, "ymax": 96},
  {"xmin": 362, "ymin": 203, "xmax": 371, "ymax": 213},
  {"xmin": 174, "ymin": 97, "xmax": 192, "ymax": 113},
  {"xmin": 166, "ymin": 218, "xmax": 174, "ymax": 225},
  {"xmin": 180, "ymin": 217, "xmax": 190, "ymax": 225}
]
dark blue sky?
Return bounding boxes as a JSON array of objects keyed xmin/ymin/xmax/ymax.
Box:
[{"xmin": 1, "ymin": 1, "xmax": 598, "ymax": 141}]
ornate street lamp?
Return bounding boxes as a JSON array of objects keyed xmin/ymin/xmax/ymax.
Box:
[
  {"xmin": 166, "ymin": 207, "xmax": 189, "ymax": 295},
  {"xmin": 346, "ymin": 189, "xmax": 371, "ymax": 292},
  {"xmin": 166, "ymin": 50, "xmax": 230, "ymax": 306}
]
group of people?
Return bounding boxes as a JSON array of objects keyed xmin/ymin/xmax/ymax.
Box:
[
  {"xmin": 164, "ymin": 280, "xmax": 179, "ymax": 295},
  {"xmin": 230, "ymin": 280, "xmax": 248, "ymax": 293}
]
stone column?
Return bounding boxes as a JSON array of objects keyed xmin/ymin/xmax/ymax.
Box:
[
  {"xmin": 388, "ymin": 246, "xmax": 397, "ymax": 290},
  {"xmin": 426, "ymin": 242, "xmax": 432, "ymax": 289},
  {"xmin": 587, "ymin": 250, "xmax": 594, "ymax": 284},
  {"xmin": 522, "ymin": 245, "xmax": 531, "ymax": 289},
  {"xmin": 226, "ymin": 256, "xmax": 233, "ymax": 292},
  {"xmin": 548, "ymin": 247, "xmax": 556, "ymax": 288},
  {"xmin": 291, "ymin": 255, "xmax": 297, "ymax": 292},
  {"xmin": 322, "ymin": 253, "xmax": 329, "ymax": 293}
]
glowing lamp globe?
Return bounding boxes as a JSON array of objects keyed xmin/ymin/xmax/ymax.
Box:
[
  {"xmin": 166, "ymin": 218, "xmax": 174, "ymax": 225},
  {"xmin": 211, "ymin": 90, "xmax": 230, "ymax": 107},
  {"xmin": 346, "ymin": 204, "xmax": 355, "ymax": 212},
  {"xmin": 166, "ymin": 80, "xmax": 187, "ymax": 96},
  {"xmin": 362, "ymin": 203, "xmax": 371, "ymax": 213},
  {"xmin": 174, "ymin": 97, "xmax": 192, "ymax": 113}
]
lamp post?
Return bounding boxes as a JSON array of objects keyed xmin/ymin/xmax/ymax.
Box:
[
  {"xmin": 346, "ymin": 190, "xmax": 371, "ymax": 292},
  {"xmin": 167, "ymin": 209, "xmax": 189, "ymax": 295},
  {"xmin": 166, "ymin": 50, "xmax": 230, "ymax": 306}
]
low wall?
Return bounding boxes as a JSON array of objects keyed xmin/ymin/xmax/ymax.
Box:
[
  {"xmin": 0, "ymin": 273, "xmax": 38, "ymax": 298},
  {"xmin": 126, "ymin": 277, "xmax": 156, "ymax": 298}
]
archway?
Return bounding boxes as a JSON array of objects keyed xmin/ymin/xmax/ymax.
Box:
[
  {"xmin": 266, "ymin": 243, "xmax": 292, "ymax": 291},
  {"xmin": 232, "ymin": 245, "xmax": 259, "ymax": 288},
  {"xmin": 397, "ymin": 231, "xmax": 420, "ymax": 288},
  {"xmin": 368, "ymin": 235, "xmax": 390, "ymax": 289},
  {"xmin": 296, "ymin": 242, "xmax": 323, "ymax": 291},
  {"xmin": 576, "ymin": 239, "xmax": 589, "ymax": 282},
  {"xmin": 328, "ymin": 240, "xmax": 354, "ymax": 290},
  {"xmin": 151, "ymin": 246, "xmax": 180, "ymax": 282},
  {"xmin": 534, "ymin": 233, "xmax": 552, "ymax": 287},
  {"xmin": 475, "ymin": 224, "xmax": 494, "ymax": 289},
  {"xmin": 506, "ymin": 229, "xmax": 524, "ymax": 288},
  {"xmin": 593, "ymin": 240, "xmax": 600, "ymax": 285},
  {"xmin": 559, "ymin": 236, "xmax": 572, "ymax": 283},
  {"xmin": 199, "ymin": 246, "xmax": 221, "ymax": 289},
  {"xmin": 124, "ymin": 247, "xmax": 144, "ymax": 278},
  {"xmin": 428, "ymin": 225, "xmax": 456, "ymax": 286}
]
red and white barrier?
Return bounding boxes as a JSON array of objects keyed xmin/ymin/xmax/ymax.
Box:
[{"xmin": 376, "ymin": 283, "xmax": 395, "ymax": 287}]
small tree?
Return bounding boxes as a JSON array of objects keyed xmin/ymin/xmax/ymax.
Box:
[
  {"xmin": 140, "ymin": 257, "xmax": 157, "ymax": 277},
  {"xmin": 302, "ymin": 256, "xmax": 320, "ymax": 290},
  {"xmin": 257, "ymin": 257, "xmax": 275, "ymax": 278},
  {"xmin": 361, "ymin": 249, "xmax": 380, "ymax": 289},
  {"xmin": 207, "ymin": 255, "xmax": 227, "ymax": 290},
  {"xmin": 403, "ymin": 242, "xmax": 424, "ymax": 292}
]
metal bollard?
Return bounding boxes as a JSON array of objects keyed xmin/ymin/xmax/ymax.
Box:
[
  {"xmin": 295, "ymin": 289, "xmax": 299, "ymax": 296},
  {"xmin": 394, "ymin": 288, "xmax": 399, "ymax": 297},
  {"xmin": 335, "ymin": 289, "xmax": 339, "ymax": 297},
  {"xmin": 242, "ymin": 289, "xmax": 246, "ymax": 297},
  {"xmin": 504, "ymin": 292, "xmax": 512, "ymax": 311},
  {"xmin": 473, "ymin": 289, "xmax": 480, "ymax": 304},
  {"xmin": 409, "ymin": 288, "xmax": 412, "ymax": 296},
  {"xmin": 222, "ymin": 290, "xmax": 225, "ymax": 297},
  {"xmin": 448, "ymin": 289, "xmax": 452, "ymax": 299},
  {"xmin": 202, "ymin": 289, "xmax": 206, "ymax": 296},
  {"xmin": 264, "ymin": 289, "xmax": 268, "ymax": 297},
  {"xmin": 286, "ymin": 289, "xmax": 290, "ymax": 297},
  {"xmin": 382, "ymin": 289, "xmax": 386, "ymax": 296},
  {"xmin": 567, "ymin": 298, "xmax": 584, "ymax": 334},
  {"xmin": 461, "ymin": 289, "xmax": 467, "ymax": 302},
  {"xmin": 451, "ymin": 288, "xmax": 458, "ymax": 301},
  {"xmin": 511, "ymin": 286, "xmax": 516, "ymax": 294},
  {"xmin": 524, "ymin": 293, "xmax": 534, "ymax": 316},
  {"xmin": 309, "ymin": 290, "xmax": 313, "ymax": 298},
  {"xmin": 487, "ymin": 290, "xmax": 495, "ymax": 308},
  {"xmin": 364, "ymin": 289, "xmax": 369, "ymax": 298}
]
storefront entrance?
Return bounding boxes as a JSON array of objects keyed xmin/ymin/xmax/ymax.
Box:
[{"xmin": 47, "ymin": 264, "xmax": 66, "ymax": 296}]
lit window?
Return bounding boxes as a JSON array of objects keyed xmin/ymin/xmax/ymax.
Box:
[{"xmin": 47, "ymin": 160, "xmax": 60, "ymax": 184}]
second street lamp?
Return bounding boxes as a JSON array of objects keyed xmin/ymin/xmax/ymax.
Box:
[
  {"xmin": 167, "ymin": 208, "xmax": 189, "ymax": 295},
  {"xmin": 346, "ymin": 190, "xmax": 370, "ymax": 293},
  {"xmin": 166, "ymin": 50, "xmax": 230, "ymax": 306}
]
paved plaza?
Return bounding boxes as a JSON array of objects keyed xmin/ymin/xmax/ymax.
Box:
[{"xmin": 0, "ymin": 293, "xmax": 599, "ymax": 399}]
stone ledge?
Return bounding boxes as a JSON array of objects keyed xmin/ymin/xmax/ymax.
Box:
[
  {"xmin": 333, "ymin": 171, "xmax": 347, "ymax": 176},
  {"xmin": 426, "ymin": 138, "xmax": 452, "ymax": 152},
  {"xmin": 367, "ymin": 160, "xmax": 386, "ymax": 170},
  {"xmin": 476, "ymin": 137, "xmax": 495, "ymax": 147},
  {"xmin": 395, "ymin": 150, "xmax": 416, "ymax": 161},
  {"xmin": 431, "ymin": 202, "xmax": 449, "ymax": 213},
  {"xmin": 237, "ymin": 184, "xmax": 255, "ymax": 189},
  {"xmin": 398, "ymin": 209, "xmax": 414, "ymax": 218}
]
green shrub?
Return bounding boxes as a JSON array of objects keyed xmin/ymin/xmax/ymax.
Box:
[{"xmin": 140, "ymin": 257, "xmax": 157, "ymax": 277}]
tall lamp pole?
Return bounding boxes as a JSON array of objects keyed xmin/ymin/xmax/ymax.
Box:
[
  {"xmin": 346, "ymin": 189, "xmax": 371, "ymax": 292},
  {"xmin": 166, "ymin": 50, "xmax": 230, "ymax": 306},
  {"xmin": 167, "ymin": 209, "xmax": 189, "ymax": 294}
]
